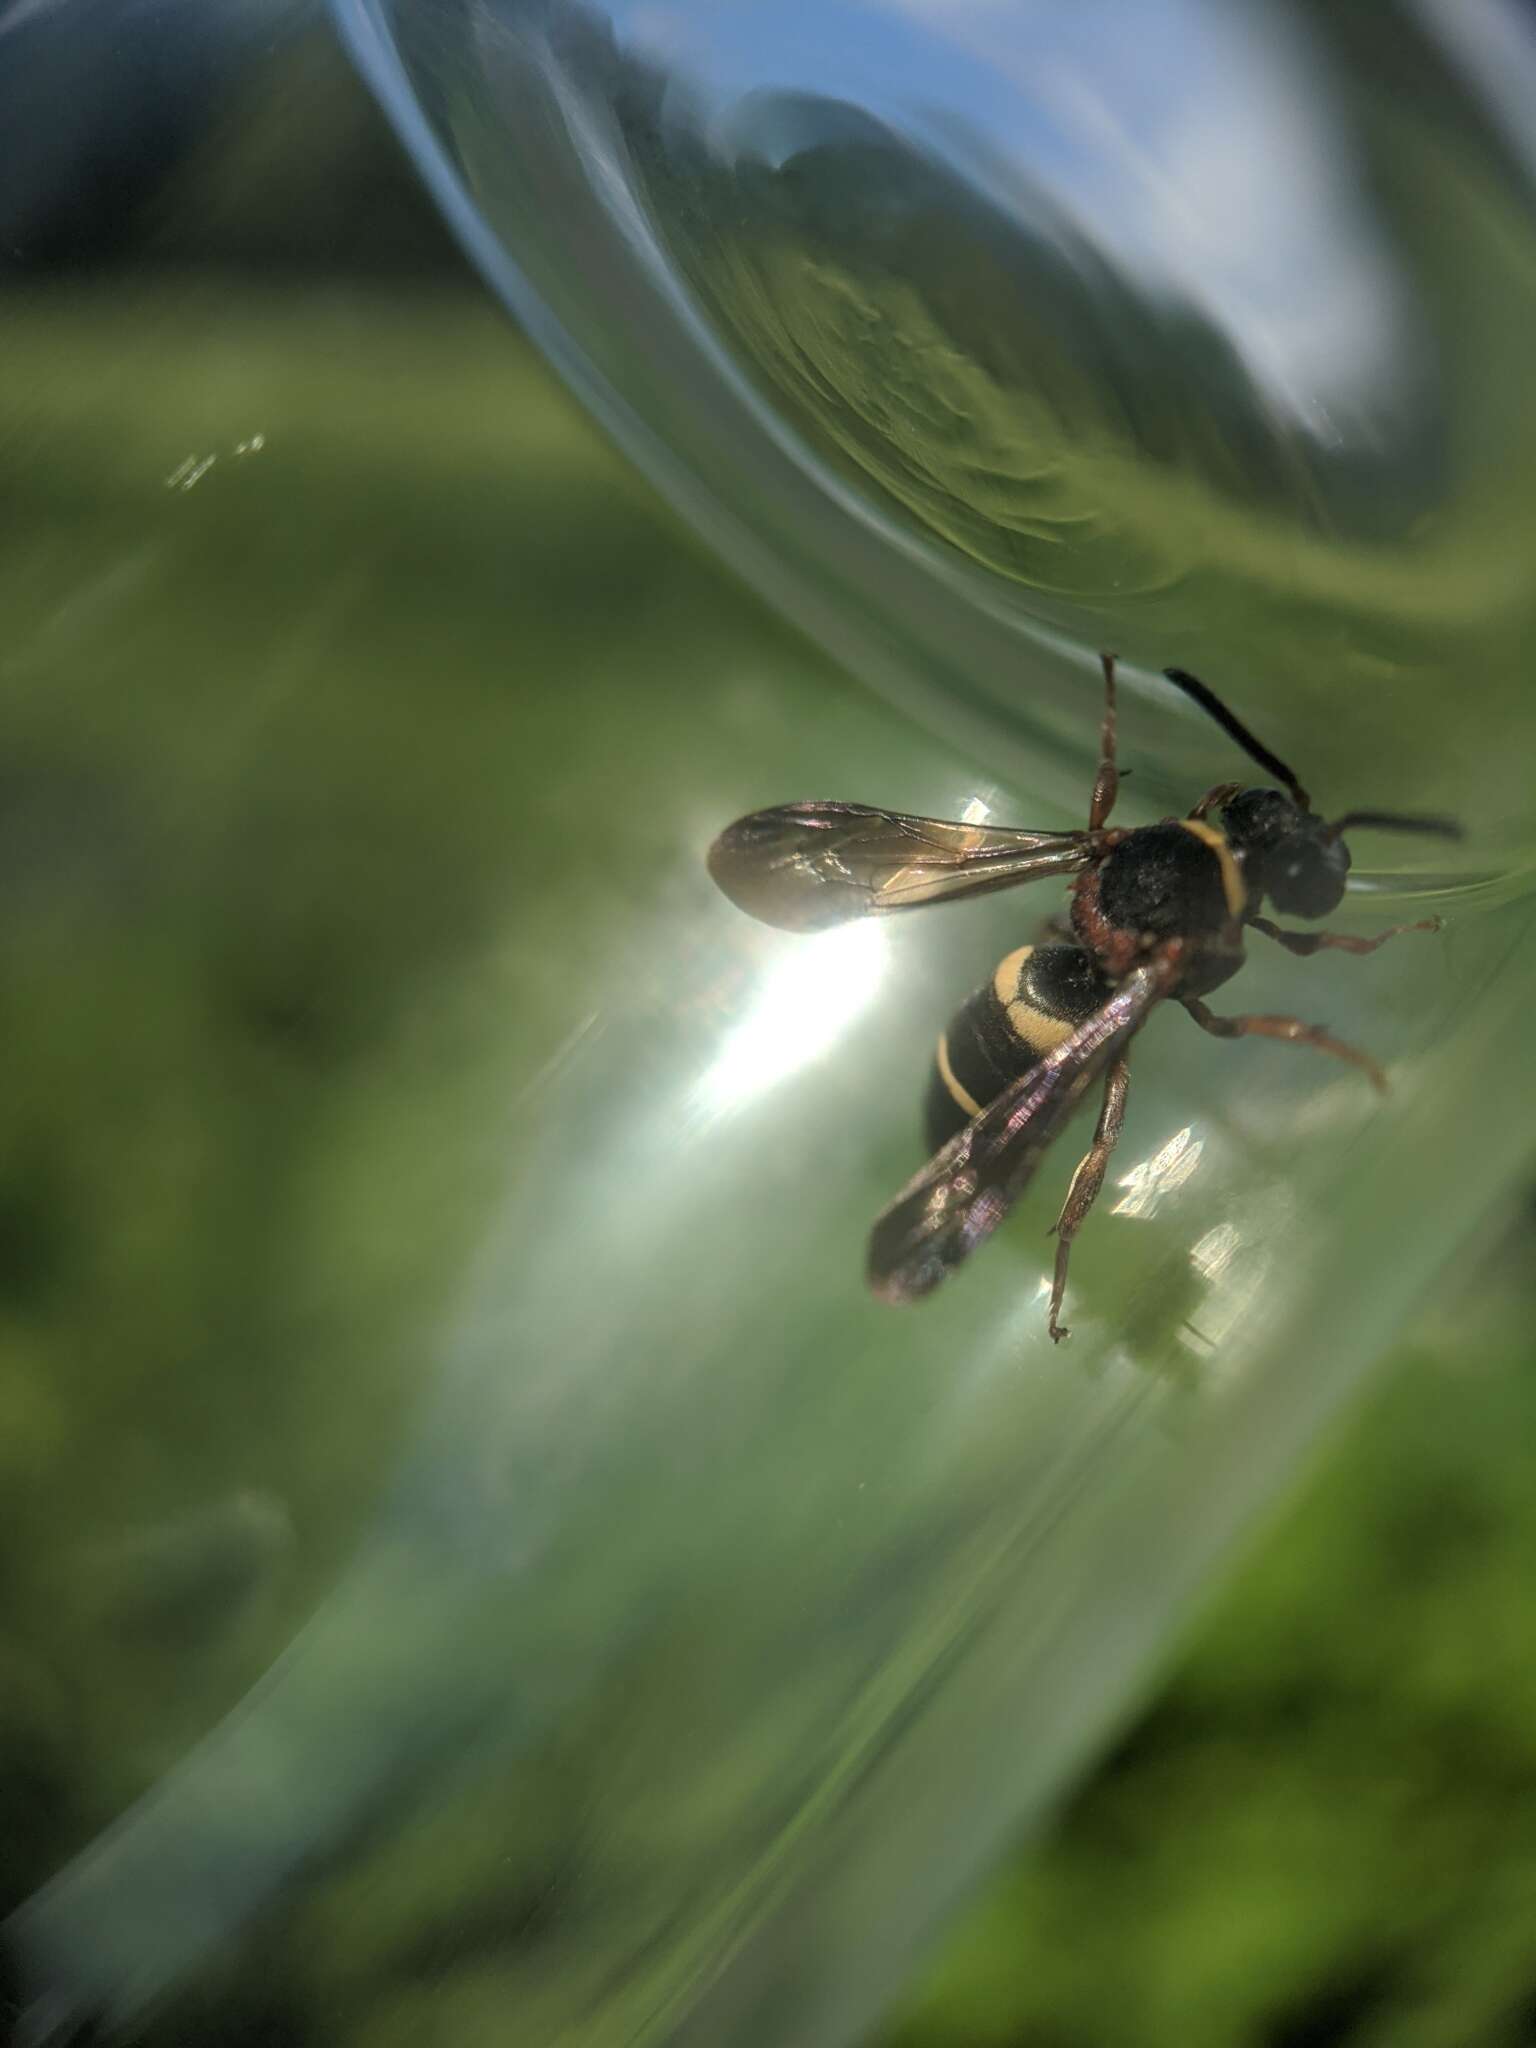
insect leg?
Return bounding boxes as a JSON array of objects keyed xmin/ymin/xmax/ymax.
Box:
[
  {"xmin": 1088, "ymin": 651, "xmax": 1120, "ymax": 830},
  {"xmin": 1046, "ymin": 1053, "xmax": 1131, "ymax": 1343},
  {"xmin": 1181, "ymin": 998, "xmax": 1387, "ymax": 1092},
  {"xmin": 1251, "ymin": 914, "xmax": 1441, "ymax": 958},
  {"xmin": 1187, "ymin": 781, "xmax": 1242, "ymax": 821}
]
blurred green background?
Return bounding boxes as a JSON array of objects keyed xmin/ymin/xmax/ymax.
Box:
[{"xmin": 4, "ymin": 25, "xmax": 1536, "ymax": 2048}]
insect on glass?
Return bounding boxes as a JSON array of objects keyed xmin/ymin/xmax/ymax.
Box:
[{"xmin": 708, "ymin": 657, "xmax": 1462, "ymax": 1341}]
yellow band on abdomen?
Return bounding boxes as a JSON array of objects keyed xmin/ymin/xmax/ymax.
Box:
[{"xmin": 935, "ymin": 1030, "xmax": 983, "ymax": 1118}]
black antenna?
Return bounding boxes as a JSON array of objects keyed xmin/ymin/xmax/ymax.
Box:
[
  {"xmin": 1162, "ymin": 667, "xmax": 1311, "ymax": 812},
  {"xmin": 1328, "ymin": 809, "xmax": 1464, "ymax": 841}
]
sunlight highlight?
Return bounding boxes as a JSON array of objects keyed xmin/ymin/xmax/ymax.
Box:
[
  {"xmin": 698, "ymin": 920, "xmax": 889, "ymax": 1113},
  {"xmin": 1111, "ymin": 1126, "xmax": 1203, "ymax": 1218},
  {"xmin": 1189, "ymin": 1222, "xmax": 1242, "ymax": 1282}
]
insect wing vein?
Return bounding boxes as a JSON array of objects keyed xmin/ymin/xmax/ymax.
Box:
[{"xmin": 708, "ymin": 801, "xmax": 1093, "ymax": 931}]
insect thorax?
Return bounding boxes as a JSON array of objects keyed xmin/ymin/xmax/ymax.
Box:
[{"xmin": 1096, "ymin": 820, "xmax": 1237, "ymax": 939}]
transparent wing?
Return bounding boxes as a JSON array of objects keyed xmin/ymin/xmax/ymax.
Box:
[
  {"xmin": 868, "ymin": 958, "xmax": 1176, "ymax": 1302},
  {"xmin": 708, "ymin": 801, "xmax": 1095, "ymax": 933}
]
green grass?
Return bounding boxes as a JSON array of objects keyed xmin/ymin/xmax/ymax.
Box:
[{"xmin": 888, "ymin": 1240, "xmax": 1536, "ymax": 2048}]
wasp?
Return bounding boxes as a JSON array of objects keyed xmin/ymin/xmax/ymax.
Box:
[{"xmin": 708, "ymin": 656, "xmax": 1461, "ymax": 1341}]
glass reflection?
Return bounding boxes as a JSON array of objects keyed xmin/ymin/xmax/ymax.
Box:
[
  {"xmin": 696, "ymin": 919, "xmax": 889, "ymax": 1114},
  {"xmin": 611, "ymin": 0, "xmax": 1407, "ymax": 425},
  {"xmin": 1111, "ymin": 1123, "xmax": 1203, "ymax": 1220},
  {"xmin": 341, "ymin": 0, "xmax": 1536, "ymax": 852}
]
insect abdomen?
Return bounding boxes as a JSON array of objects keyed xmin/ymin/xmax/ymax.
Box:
[{"xmin": 924, "ymin": 942, "xmax": 1114, "ymax": 1150}]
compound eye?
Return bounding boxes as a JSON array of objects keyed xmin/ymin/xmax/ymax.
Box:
[{"xmin": 1271, "ymin": 845, "xmax": 1348, "ymax": 918}]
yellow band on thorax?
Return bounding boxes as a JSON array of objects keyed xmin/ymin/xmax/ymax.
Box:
[{"xmin": 1177, "ymin": 818, "xmax": 1245, "ymax": 921}]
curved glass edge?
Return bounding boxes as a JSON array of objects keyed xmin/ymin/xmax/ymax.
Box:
[{"xmin": 326, "ymin": 0, "xmax": 1114, "ymax": 803}]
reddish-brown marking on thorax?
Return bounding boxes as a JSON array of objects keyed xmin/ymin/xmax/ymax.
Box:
[{"xmin": 1070, "ymin": 866, "xmax": 1143, "ymax": 979}]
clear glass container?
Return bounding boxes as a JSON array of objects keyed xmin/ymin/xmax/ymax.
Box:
[{"xmin": 5, "ymin": 3, "xmax": 1535, "ymax": 2045}]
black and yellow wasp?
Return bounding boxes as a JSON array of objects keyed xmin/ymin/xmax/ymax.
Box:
[{"xmin": 709, "ymin": 656, "xmax": 1460, "ymax": 1340}]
